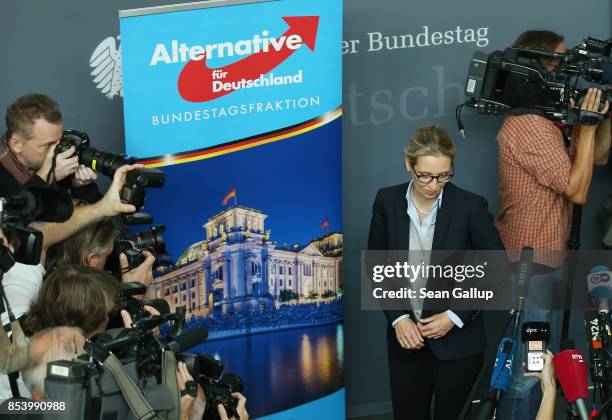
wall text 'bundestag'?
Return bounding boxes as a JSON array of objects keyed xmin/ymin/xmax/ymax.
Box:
[{"xmin": 342, "ymin": 25, "xmax": 489, "ymax": 55}]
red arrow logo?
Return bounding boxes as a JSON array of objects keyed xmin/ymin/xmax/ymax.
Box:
[{"xmin": 177, "ymin": 16, "xmax": 319, "ymax": 102}]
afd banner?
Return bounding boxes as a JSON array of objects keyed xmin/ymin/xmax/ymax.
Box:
[{"xmin": 120, "ymin": 0, "xmax": 343, "ymax": 418}]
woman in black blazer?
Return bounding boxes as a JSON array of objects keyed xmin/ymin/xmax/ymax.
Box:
[{"xmin": 368, "ymin": 125, "xmax": 505, "ymax": 420}]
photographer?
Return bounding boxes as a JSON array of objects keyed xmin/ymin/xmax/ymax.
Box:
[
  {"xmin": 44, "ymin": 209, "xmax": 156, "ymax": 297},
  {"xmin": 0, "ymin": 94, "xmax": 99, "ymax": 201},
  {"xmin": 496, "ymin": 30, "xmax": 611, "ymax": 420}
]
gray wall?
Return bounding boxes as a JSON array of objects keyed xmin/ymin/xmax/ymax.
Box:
[
  {"xmin": 1, "ymin": 0, "xmax": 611, "ymax": 417},
  {"xmin": 342, "ymin": 1, "xmax": 612, "ymax": 416}
]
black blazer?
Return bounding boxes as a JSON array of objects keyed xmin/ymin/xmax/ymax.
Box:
[{"xmin": 368, "ymin": 182, "xmax": 505, "ymax": 360}]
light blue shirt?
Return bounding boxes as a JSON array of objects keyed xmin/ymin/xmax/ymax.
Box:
[{"xmin": 392, "ymin": 181, "xmax": 463, "ymax": 329}]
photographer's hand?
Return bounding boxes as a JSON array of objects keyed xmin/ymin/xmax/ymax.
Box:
[
  {"xmin": 35, "ymin": 145, "xmax": 56, "ymax": 181},
  {"xmin": 53, "ymin": 146, "xmax": 80, "ymax": 181},
  {"xmin": 72, "ymin": 164, "xmax": 97, "ymax": 187},
  {"xmin": 177, "ymin": 362, "xmax": 196, "ymax": 420},
  {"xmin": 218, "ymin": 393, "xmax": 249, "ymax": 420},
  {"xmin": 0, "ymin": 228, "xmax": 14, "ymax": 253},
  {"xmin": 120, "ymin": 305, "xmax": 161, "ymax": 334},
  {"xmin": 120, "ymin": 250, "xmax": 155, "ymax": 292},
  {"xmin": 525, "ymin": 350, "xmax": 556, "ymax": 420},
  {"xmin": 98, "ymin": 164, "xmax": 144, "ymax": 217}
]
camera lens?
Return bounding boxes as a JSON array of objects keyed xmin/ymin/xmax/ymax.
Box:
[
  {"xmin": 126, "ymin": 225, "xmax": 167, "ymax": 255},
  {"xmin": 80, "ymin": 147, "xmax": 136, "ymax": 177}
]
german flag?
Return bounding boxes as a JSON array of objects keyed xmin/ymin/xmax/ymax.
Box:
[
  {"xmin": 222, "ymin": 187, "xmax": 236, "ymax": 206},
  {"xmin": 320, "ymin": 217, "xmax": 329, "ymax": 232}
]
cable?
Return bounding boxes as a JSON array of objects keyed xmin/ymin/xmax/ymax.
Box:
[{"xmin": 456, "ymin": 103, "xmax": 466, "ymax": 138}]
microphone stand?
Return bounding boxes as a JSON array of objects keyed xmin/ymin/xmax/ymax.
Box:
[
  {"xmin": 562, "ymin": 205, "xmax": 582, "ymax": 340},
  {"xmin": 597, "ymin": 307, "xmax": 612, "ymax": 418},
  {"xmin": 459, "ymin": 249, "xmax": 533, "ymax": 420}
]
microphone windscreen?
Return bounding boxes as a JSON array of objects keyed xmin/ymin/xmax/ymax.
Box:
[
  {"xmin": 490, "ymin": 337, "xmax": 516, "ymax": 390},
  {"xmin": 602, "ymin": 60, "xmax": 612, "ymax": 85},
  {"xmin": 168, "ymin": 327, "xmax": 208, "ymax": 353},
  {"xmin": 553, "ymin": 350, "xmax": 589, "ymax": 403},
  {"xmin": 560, "ymin": 339, "xmax": 576, "ymax": 351},
  {"xmin": 515, "ymin": 247, "xmax": 534, "ymax": 298},
  {"xmin": 19, "ymin": 186, "xmax": 73, "ymax": 223}
]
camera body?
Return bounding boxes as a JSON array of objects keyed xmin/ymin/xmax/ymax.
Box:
[
  {"xmin": 177, "ymin": 352, "xmax": 244, "ymax": 420},
  {"xmin": 0, "ymin": 186, "xmax": 73, "ymax": 268},
  {"xmin": 120, "ymin": 168, "xmax": 165, "ymax": 211}
]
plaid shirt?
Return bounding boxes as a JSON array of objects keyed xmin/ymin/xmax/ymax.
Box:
[{"xmin": 496, "ymin": 114, "xmax": 572, "ymax": 267}]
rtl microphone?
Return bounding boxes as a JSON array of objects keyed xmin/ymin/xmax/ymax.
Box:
[
  {"xmin": 553, "ymin": 349, "xmax": 590, "ymax": 420},
  {"xmin": 490, "ymin": 337, "xmax": 516, "ymax": 391},
  {"xmin": 587, "ymin": 266, "xmax": 612, "ymax": 312},
  {"xmin": 522, "ymin": 322, "xmax": 550, "ymax": 372}
]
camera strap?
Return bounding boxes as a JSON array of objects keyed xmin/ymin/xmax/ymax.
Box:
[
  {"xmin": 162, "ymin": 350, "xmax": 181, "ymax": 420},
  {"xmin": 102, "ymin": 353, "xmax": 163, "ymax": 420}
]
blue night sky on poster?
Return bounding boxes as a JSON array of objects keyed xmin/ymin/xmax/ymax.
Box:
[{"xmin": 141, "ymin": 118, "xmax": 341, "ymax": 262}]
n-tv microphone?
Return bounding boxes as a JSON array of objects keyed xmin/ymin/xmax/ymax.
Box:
[
  {"xmin": 553, "ymin": 349, "xmax": 591, "ymax": 420},
  {"xmin": 491, "ymin": 338, "xmax": 516, "ymax": 390},
  {"xmin": 587, "ymin": 265, "xmax": 612, "ymax": 312},
  {"xmin": 468, "ymin": 338, "xmax": 517, "ymax": 420}
]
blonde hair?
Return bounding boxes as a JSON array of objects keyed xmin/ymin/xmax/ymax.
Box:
[{"xmin": 404, "ymin": 125, "xmax": 457, "ymax": 166}]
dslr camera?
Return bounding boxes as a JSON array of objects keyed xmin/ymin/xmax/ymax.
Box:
[{"xmin": 56, "ymin": 129, "xmax": 165, "ymax": 223}]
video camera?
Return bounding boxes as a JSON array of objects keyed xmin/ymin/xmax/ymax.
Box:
[
  {"xmin": 458, "ymin": 35, "xmax": 612, "ymax": 133},
  {"xmin": 0, "ymin": 186, "xmax": 73, "ymax": 269},
  {"xmin": 44, "ymin": 297, "xmax": 243, "ymax": 420},
  {"xmin": 56, "ymin": 129, "xmax": 165, "ymax": 225}
]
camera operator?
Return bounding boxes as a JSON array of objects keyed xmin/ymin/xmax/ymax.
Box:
[
  {"xmin": 0, "ymin": 94, "xmax": 99, "ymax": 201},
  {"xmin": 120, "ymin": 311, "xmax": 250, "ymax": 420},
  {"xmin": 21, "ymin": 326, "xmax": 86, "ymax": 401},
  {"xmin": 24, "ymin": 265, "xmax": 120, "ymax": 338},
  {"xmin": 496, "ymin": 30, "xmax": 611, "ymax": 420}
]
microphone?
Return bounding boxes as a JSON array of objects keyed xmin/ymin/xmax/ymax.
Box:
[
  {"xmin": 553, "ymin": 349, "xmax": 590, "ymax": 420},
  {"xmin": 490, "ymin": 338, "xmax": 516, "ymax": 390},
  {"xmin": 166, "ymin": 327, "xmax": 208, "ymax": 353},
  {"xmin": 522, "ymin": 322, "xmax": 550, "ymax": 372},
  {"xmin": 515, "ymin": 247, "xmax": 534, "ymax": 301},
  {"xmin": 587, "ymin": 266, "xmax": 612, "ymax": 312},
  {"xmin": 583, "ymin": 309, "xmax": 606, "ymax": 388}
]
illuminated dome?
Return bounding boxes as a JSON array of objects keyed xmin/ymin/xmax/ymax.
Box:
[{"xmin": 176, "ymin": 240, "xmax": 206, "ymax": 266}]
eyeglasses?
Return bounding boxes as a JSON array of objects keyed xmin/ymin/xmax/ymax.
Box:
[{"xmin": 410, "ymin": 162, "xmax": 454, "ymax": 185}]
